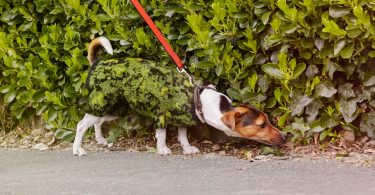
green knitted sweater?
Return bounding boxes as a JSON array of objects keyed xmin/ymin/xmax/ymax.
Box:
[{"xmin": 86, "ymin": 58, "xmax": 197, "ymax": 128}]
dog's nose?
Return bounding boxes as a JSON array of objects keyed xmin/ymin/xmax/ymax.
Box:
[
  {"xmin": 281, "ymin": 133, "xmax": 286, "ymax": 142},
  {"xmin": 271, "ymin": 134, "xmax": 286, "ymax": 146}
]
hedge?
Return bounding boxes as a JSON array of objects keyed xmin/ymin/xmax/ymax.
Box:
[{"xmin": 0, "ymin": 0, "xmax": 374, "ymax": 143}]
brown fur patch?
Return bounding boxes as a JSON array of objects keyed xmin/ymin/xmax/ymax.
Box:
[{"xmin": 221, "ymin": 105, "xmax": 285, "ymax": 146}]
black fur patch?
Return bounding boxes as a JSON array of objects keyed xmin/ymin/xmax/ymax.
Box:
[
  {"xmin": 241, "ymin": 109, "xmax": 261, "ymax": 126},
  {"xmin": 249, "ymin": 109, "xmax": 261, "ymax": 120},
  {"xmin": 241, "ymin": 117, "xmax": 253, "ymax": 126},
  {"xmin": 219, "ymin": 95, "xmax": 233, "ymax": 113}
]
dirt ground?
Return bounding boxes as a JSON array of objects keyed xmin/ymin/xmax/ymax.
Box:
[{"xmin": 1, "ymin": 127, "xmax": 375, "ymax": 167}]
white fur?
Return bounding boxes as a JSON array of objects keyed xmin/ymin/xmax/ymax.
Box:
[
  {"xmin": 97, "ymin": 36, "xmax": 113, "ymax": 55},
  {"xmin": 178, "ymin": 127, "xmax": 200, "ymax": 154},
  {"xmin": 199, "ymin": 88, "xmax": 242, "ymax": 137},
  {"xmin": 73, "ymin": 114, "xmax": 118, "ymax": 156},
  {"xmin": 155, "ymin": 128, "xmax": 171, "ymax": 155}
]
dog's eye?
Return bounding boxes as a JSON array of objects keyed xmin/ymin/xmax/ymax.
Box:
[{"xmin": 259, "ymin": 123, "xmax": 266, "ymax": 128}]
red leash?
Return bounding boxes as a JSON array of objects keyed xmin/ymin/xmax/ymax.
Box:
[{"xmin": 130, "ymin": 0, "xmax": 184, "ymax": 70}]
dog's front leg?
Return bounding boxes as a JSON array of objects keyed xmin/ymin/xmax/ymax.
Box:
[
  {"xmin": 178, "ymin": 127, "xmax": 200, "ymax": 154},
  {"xmin": 155, "ymin": 128, "xmax": 172, "ymax": 155}
]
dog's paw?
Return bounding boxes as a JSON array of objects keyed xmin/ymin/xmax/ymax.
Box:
[
  {"xmin": 73, "ymin": 146, "xmax": 87, "ymax": 156},
  {"xmin": 157, "ymin": 146, "xmax": 172, "ymax": 156},
  {"xmin": 96, "ymin": 137, "xmax": 108, "ymax": 145},
  {"xmin": 182, "ymin": 146, "xmax": 200, "ymax": 155}
]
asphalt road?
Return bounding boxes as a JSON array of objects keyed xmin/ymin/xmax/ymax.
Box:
[{"xmin": 1, "ymin": 149, "xmax": 375, "ymax": 195}]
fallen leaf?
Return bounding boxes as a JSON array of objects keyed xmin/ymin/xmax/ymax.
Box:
[
  {"xmin": 201, "ymin": 140, "xmax": 213, "ymax": 144},
  {"xmin": 33, "ymin": 143, "xmax": 49, "ymax": 151},
  {"xmin": 212, "ymin": 144, "xmax": 220, "ymax": 151}
]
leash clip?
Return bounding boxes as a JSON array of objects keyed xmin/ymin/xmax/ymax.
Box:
[{"xmin": 177, "ymin": 67, "xmax": 197, "ymax": 87}]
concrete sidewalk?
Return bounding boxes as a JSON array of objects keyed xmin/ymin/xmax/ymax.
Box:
[{"xmin": 1, "ymin": 149, "xmax": 375, "ymax": 195}]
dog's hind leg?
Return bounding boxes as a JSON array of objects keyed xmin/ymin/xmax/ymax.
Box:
[
  {"xmin": 178, "ymin": 127, "xmax": 200, "ymax": 154},
  {"xmin": 73, "ymin": 114, "xmax": 100, "ymax": 156},
  {"xmin": 94, "ymin": 116, "xmax": 118, "ymax": 145},
  {"xmin": 155, "ymin": 128, "xmax": 172, "ymax": 155}
]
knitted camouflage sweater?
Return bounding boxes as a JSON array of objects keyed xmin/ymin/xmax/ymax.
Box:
[{"xmin": 86, "ymin": 58, "xmax": 197, "ymax": 128}]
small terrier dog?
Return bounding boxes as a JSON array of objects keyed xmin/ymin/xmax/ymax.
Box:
[{"xmin": 72, "ymin": 37, "xmax": 285, "ymax": 156}]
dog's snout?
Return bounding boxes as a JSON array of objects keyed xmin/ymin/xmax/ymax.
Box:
[
  {"xmin": 271, "ymin": 133, "xmax": 286, "ymax": 146},
  {"xmin": 281, "ymin": 133, "xmax": 286, "ymax": 142}
]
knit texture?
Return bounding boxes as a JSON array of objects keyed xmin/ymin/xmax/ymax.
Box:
[{"xmin": 86, "ymin": 58, "xmax": 197, "ymax": 128}]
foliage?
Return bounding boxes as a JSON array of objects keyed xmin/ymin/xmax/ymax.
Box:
[
  {"xmin": 0, "ymin": 103, "xmax": 15, "ymax": 134},
  {"xmin": 0, "ymin": 0, "xmax": 374, "ymax": 143}
]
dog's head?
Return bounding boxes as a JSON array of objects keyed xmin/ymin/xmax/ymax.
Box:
[{"xmin": 221, "ymin": 105, "xmax": 285, "ymax": 146}]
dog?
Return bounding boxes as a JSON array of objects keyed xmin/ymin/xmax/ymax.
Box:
[{"xmin": 72, "ymin": 37, "xmax": 285, "ymax": 156}]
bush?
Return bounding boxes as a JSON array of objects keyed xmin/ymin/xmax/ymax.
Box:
[{"xmin": 0, "ymin": 0, "xmax": 374, "ymax": 143}]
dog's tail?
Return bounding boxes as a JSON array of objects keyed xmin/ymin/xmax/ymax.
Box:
[{"xmin": 87, "ymin": 36, "xmax": 113, "ymax": 65}]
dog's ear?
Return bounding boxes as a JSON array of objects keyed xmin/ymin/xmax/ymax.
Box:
[{"xmin": 221, "ymin": 111, "xmax": 241, "ymax": 130}]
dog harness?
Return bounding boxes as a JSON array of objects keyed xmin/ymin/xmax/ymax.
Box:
[{"xmin": 85, "ymin": 58, "xmax": 198, "ymax": 128}]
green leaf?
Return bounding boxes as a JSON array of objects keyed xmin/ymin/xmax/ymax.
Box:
[
  {"xmin": 47, "ymin": 109, "xmax": 58, "ymax": 122},
  {"xmin": 135, "ymin": 27, "xmax": 152, "ymax": 48},
  {"xmin": 270, "ymin": 17, "xmax": 281, "ymax": 32},
  {"xmin": 315, "ymin": 83, "xmax": 337, "ymax": 98},
  {"xmin": 54, "ymin": 129, "xmax": 75, "ymax": 142},
  {"xmin": 278, "ymin": 112, "xmax": 290, "ymax": 127},
  {"xmin": 35, "ymin": 0, "xmax": 51, "ymax": 12},
  {"xmin": 369, "ymin": 51, "xmax": 375, "ymax": 58},
  {"xmin": 353, "ymin": 5, "xmax": 365, "ymax": 23},
  {"xmin": 284, "ymin": 24, "xmax": 298, "ymax": 34},
  {"xmin": 325, "ymin": 61, "xmax": 344, "ymax": 80},
  {"xmin": 36, "ymin": 104, "xmax": 48, "ymax": 116},
  {"xmin": 18, "ymin": 90, "xmax": 35, "ymax": 104},
  {"xmin": 322, "ymin": 18, "xmax": 347, "ymax": 37},
  {"xmin": 0, "ymin": 85, "xmax": 13, "ymax": 93},
  {"xmin": 0, "ymin": 9, "xmax": 17, "ymax": 23},
  {"xmin": 311, "ymin": 125, "xmax": 324, "ymax": 133},
  {"xmin": 226, "ymin": 88, "xmax": 241, "ymax": 100},
  {"xmin": 340, "ymin": 43, "xmax": 354, "ymax": 59},
  {"xmin": 265, "ymin": 97, "xmax": 277, "ymax": 108},
  {"xmin": 196, "ymin": 61, "xmax": 216, "ymax": 69},
  {"xmin": 248, "ymin": 73, "xmax": 258, "ymax": 91},
  {"xmin": 262, "ymin": 63, "xmax": 285, "ymax": 79},
  {"xmin": 292, "ymin": 63, "xmax": 306, "ymax": 79},
  {"xmin": 261, "ymin": 146, "xmax": 283, "ymax": 155},
  {"xmin": 305, "ymin": 99, "xmax": 323, "ymax": 122},
  {"xmin": 97, "ymin": 14, "xmax": 112, "ymax": 21},
  {"xmin": 290, "ymin": 93, "xmax": 313, "ymax": 116},
  {"xmin": 329, "ymin": 6, "xmax": 350, "ymax": 18},
  {"xmin": 4, "ymin": 90, "xmax": 17, "ymax": 104},
  {"xmin": 360, "ymin": 113, "xmax": 375, "ymax": 138},
  {"xmin": 274, "ymin": 88, "xmax": 282, "ymax": 104},
  {"xmin": 261, "ymin": 11, "xmax": 272, "ymax": 25},
  {"xmin": 305, "ymin": 65, "xmax": 319, "ymax": 78},
  {"xmin": 338, "ymin": 83, "xmax": 355, "ymax": 99},
  {"xmin": 257, "ymin": 75, "xmax": 270, "ymax": 93},
  {"xmin": 347, "ymin": 27, "xmax": 363, "ymax": 38},
  {"xmin": 291, "ymin": 118, "xmax": 310, "ymax": 131},
  {"xmin": 338, "ymin": 98, "xmax": 358, "ymax": 123},
  {"xmin": 276, "ymin": 0, "xmax": 298, "ymax": 22},
  {"xmin": 334, "ymin": 39, "xmax": 346, "ymax": 56},
  {"xmin": 19, "ymin": 22, "xmax": 34, "ymax": 32},
  {"xmin": 314, "ymin": 38, "xmax": 324, "ymax": 51},
  {"xmin": 13, "ymin": 107, "xmax": 26, "ymax": 119},
  {"xmin": 364, "ymin": 75, "xmax": 375, "ymax": 87}
]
